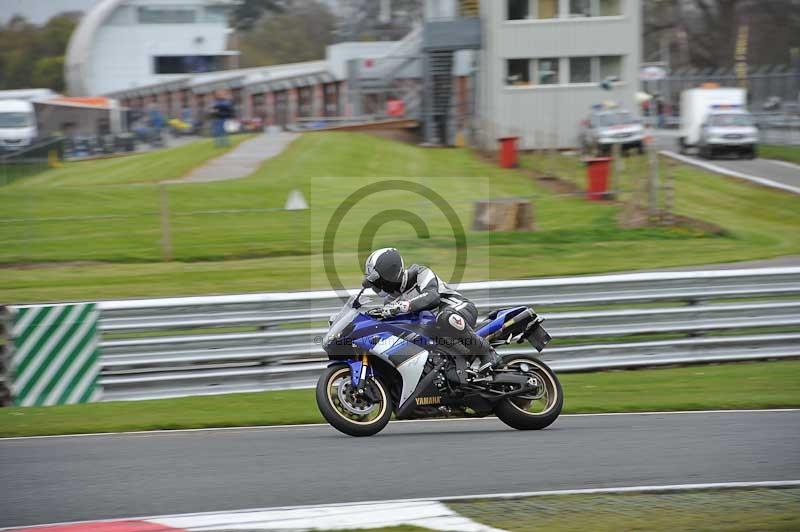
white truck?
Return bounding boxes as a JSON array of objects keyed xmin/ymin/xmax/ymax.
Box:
[
  {"xmin": 678, "ymin": 87, "xmax": 759, "ymax": 159},
  {"xmin": 0, "ymin": 99, "xmax": 38, "ymax": 152}
]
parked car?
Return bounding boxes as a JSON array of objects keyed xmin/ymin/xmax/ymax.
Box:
[{"xmin": 579, "ymin": 108, "xmax": 645, "ymax": 156}]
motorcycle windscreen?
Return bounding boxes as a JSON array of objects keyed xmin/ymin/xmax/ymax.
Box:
[{"xmin": 324, "ymin": 305, "xmax": 359, "ymax": 346}]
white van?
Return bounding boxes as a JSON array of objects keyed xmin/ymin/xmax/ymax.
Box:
[
  {"xmin": 678, "ymin": 87, "xmax": 759, "ymax": 159},
  {"xmin": 0, "ymin": 99, "xmax": 38, "ymax": 152}
]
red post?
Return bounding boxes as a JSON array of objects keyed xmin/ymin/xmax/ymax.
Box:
[
  {"xmin": 498, "ymin": 136, "xmax": 519, "ymax": 168},
  {"xmin": 584, "ymin": 157, "xmax": 612, "ymax": 201}
]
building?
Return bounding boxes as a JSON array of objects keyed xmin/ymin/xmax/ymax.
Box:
[
  {"xmin": 65, "ymin": 0, "xmax": 238, "ymax": 96},
  {"xmin": 68, "ymin": 0, "xmax": 641, "ymax": 150},
  {"xmin": 475, "ymin": 0, "xmax": 641, "ymax": 148}
]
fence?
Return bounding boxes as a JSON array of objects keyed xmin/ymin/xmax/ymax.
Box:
[
  {"xmin": 2, "ymin": 267, "xmax": 799, "ymax": 405},
  {"xmin": 645, "ymin": 65, "xmax": 800, "ymax": 145},
  {"xmin": 0, "ymin": 137, "xmax": 64, "ymax": 186},
  {"xmin": 648, "ymin": 65, "xmax": 800, "ymax": 112}
]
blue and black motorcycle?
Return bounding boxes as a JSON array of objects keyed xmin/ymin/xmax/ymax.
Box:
[{"xmin": 316, "ymin": 288, "xmax": 563, "ymax": 436}]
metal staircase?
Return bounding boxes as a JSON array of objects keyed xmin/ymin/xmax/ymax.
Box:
[
  {"xmin": 423, "ymin": 50, "xmax": 455, "ymax": 144},
  {"xmin": 420, "ymin": 0, "xmax": 481, "ymax": 144}
]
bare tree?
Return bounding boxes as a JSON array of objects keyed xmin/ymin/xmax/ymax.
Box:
[{"xmin": 644, "ymin": 0, "xmax": 800, "ymax": 70}]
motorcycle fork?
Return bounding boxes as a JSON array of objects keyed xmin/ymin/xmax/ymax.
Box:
[{"xmin": 356, "ymin": 353, "xmax": 369, "ymax": 391}]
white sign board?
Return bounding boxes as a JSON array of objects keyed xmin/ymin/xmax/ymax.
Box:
[{"xmin": 640, "ymin": 66, "xmax": 668, "ymax": 81}]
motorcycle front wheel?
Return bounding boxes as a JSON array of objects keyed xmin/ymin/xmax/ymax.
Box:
[
  {"xmin": 494, "ymin": 356, "xmax": 563, "ymax": 430},
  {"xmin": 315, "ymin": 364, "xmax": 393, "ymax": 437}
]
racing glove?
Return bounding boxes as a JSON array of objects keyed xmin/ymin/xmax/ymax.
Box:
[{"xmin": 381, "ymin": 300, "xmax": 410, "ymax": 318}]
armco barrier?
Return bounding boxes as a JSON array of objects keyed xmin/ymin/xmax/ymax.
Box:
[{"xmin": 3, "ymin": 267, "xmax": 800, "ymax": 404}]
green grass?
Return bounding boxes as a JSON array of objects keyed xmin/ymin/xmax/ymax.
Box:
[
  {"xmin": 0, "ymin": 360, "xmax": 797, "ymax": 438},
  {"xmin": 15, "ymin": 134, "xmax": 254, "ymax": 187},
  {"xmin": 761, "ymin": 144, "xmax": 800, "ymax": 165},
  {"xmin": 1, "ymin": 133, "xmax": 799, "ymax": 303},
  {"xmin": 450, "ymin": 487, "xmax": 800, "ymax": 532}
]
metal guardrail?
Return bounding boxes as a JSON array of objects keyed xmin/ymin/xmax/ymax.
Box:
[
  {"xmin": 73, "ymin": 267, "xmax": 800, "ymax": 401},
  {"xmin": 4, "ymin": 268, "xmax": 800, "ymax": 403}
]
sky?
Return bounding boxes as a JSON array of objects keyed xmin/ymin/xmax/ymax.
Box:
[
  {"xmin": 0, "ymin": 0, "xmax": 346, "ymax": 25},
  {"xmin": 1, "ymin": 0, "xmax": 99, "ymax": 24}
]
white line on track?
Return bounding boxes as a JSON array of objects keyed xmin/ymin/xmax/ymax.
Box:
[
  {"xmin": 5, "ymin": 480, "xmax": 800, "ymax": 531},
  {"xmin": 1, "ymin": 408, "xmax": 797, "ymax": 442},
  {"xmin": 661, "ymin": 150, "xmax": 800, "ymax": 195}
]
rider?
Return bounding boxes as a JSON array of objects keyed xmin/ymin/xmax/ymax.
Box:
[{"xmin": 361, "ymin": 248, "xmax": 501, "ymax": 375}]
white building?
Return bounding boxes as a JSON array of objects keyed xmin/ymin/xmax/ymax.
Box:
[
  {"xmin": 65, "ymin": 0, "xmax": 238, "ymax": 96},
  {"xmin": 477, "ymin": 0, "xmax": 641, "ymax": 148}
]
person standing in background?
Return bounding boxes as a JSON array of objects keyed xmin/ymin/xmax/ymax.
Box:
[
  {"xmin": 210, "ymin": 91, "xmax": 235, "ymax": 147},
  {"xmin": 656, "ymin": 95, "xmax": 666, "ymax": 129}
]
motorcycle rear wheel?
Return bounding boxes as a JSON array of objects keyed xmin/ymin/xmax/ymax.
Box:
[
  {"xmin": 316, "ymin": 364, "xmax": 393, "ymax": 437},
  {"xmin": 494, "ymin": 356, "xmax": 563, "ymax": 430}
]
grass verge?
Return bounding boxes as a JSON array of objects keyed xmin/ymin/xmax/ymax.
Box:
[
  {"xmin": 1, "ymin": 133, "xmax": 799, "ymax": 302},
  {"xmin": 761, "ymin": 144, "xmax": 800, "ymax": 165},
  {"xmin": 16, "ymin": 134, "xmax": 255, "ymax": 186},
  {"xmin": 0, "ymin": 359, "xmax": 797, "ymax": 438},
  {"xmin": 449, "ymin": 487, "xmax": 800, "ymax": 532}
]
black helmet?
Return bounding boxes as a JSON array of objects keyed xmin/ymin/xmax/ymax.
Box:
[{"xmin": 362, "ymin": 248, "xmax": 405, "ymax": 294}]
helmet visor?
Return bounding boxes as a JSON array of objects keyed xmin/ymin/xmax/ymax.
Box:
[{"xmin": 362, "ymin": 270, "xmax": 381, "ymax": 291}]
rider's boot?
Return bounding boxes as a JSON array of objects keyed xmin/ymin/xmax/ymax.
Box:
[{"xmin": 476, "ymin": 348, "xmax": 502, "ymax": 375}]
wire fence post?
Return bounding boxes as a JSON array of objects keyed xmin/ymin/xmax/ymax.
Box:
[
  {"xmin": 663, "ymin": 159, "xmax": 675, "ymax": 226},
  {"xmin": 648, "ymin": 141, "xmax": 660, "ymax": 221},
  {"xmin": 611, "ymin": 142, "xmax": 622, "ymax": 198},
  {"xmin": 159, "ymin": 185, "xmax": 173, "ymax": 262}
]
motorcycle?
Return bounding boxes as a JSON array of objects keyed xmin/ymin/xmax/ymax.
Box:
[{"xmin": 316, "ymin": 288, "xmax": 563, "ymax": 436}]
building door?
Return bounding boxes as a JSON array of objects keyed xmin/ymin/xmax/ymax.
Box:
[{"xmin": 274, "ymin": 90, "xmax": 289, "ymax": 127}]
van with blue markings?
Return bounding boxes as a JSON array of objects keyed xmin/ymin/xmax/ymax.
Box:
[{"xmin": 678, "ymin": 86, "xmax": 759, "ymax": 160}]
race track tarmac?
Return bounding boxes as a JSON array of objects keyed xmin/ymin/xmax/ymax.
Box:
[{"xmin": 2, "ymin": 410, "xmax": 799, "ymax": 527}]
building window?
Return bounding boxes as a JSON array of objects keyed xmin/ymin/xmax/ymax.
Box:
[
  {"xmin": 204, "ymin": 6, "xmax": 230, "ymax": 23},
  {"xmin": 507, "ymin": 0, "xmax": 529, "ymax": 20},
  {"xmin": 537, "ymin": 0, "xmax": 559, "ymax": 19},
  {"xmin": 569, "ymin": 57, "xmax": 592, "ymax": 83},
  {"xmin": 569, "ymin": 0, "xmax": 591, "ymax": 17},
  {"xmin": 570, "ymin": 0, "xmax": 621, "ymax": 17},
  {"xmin": 536, "ymin": 58, "xmax": 560, "ymax": 85},
  {"xmin": 138, "ymin": 7, "xmax": 197, "ymax": 24},
  {"xmin": 506, "ymin": 59, "xmax": 531, "ymax": 85},
  {"xmin": 599, "ymin": 0, "xmax": 622, "ymax": 16},
  {"xmin": 154, "ymin": 55, "xmax": 227, "ymax": 74},
  {"xmin": 600, "ymin": 55, "xmax": 622, "ymax": 81}
]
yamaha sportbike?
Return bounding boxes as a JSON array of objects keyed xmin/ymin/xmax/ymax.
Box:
[{"xmin": 316, "ymin": 289, "xmax": 563, "ymax": 436}]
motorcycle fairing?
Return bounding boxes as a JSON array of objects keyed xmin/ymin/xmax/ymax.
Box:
[{"xmin": 335, "ymin": 314, "xmax": 434, "ymax": 410}]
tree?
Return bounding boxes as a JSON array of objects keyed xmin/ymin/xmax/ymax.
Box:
[
  {"xmin": 32, "ymin": 57, "xmax": 66, "ymax": 92},
  {"xmin": 334, "ymin": 0, "xmax": 422, "ymax": 42},
  {"xmin": 230, "ymin": 0, "xmax": 287, "ymax": 30},
  {"xmin": 644, "ymin": 0, "xmax": 800, "ymax": 70},
  {"xmin": 238, "ymin": 0, "xmax": 336, "ymax": 66},
  {"xmin": 0, "ymin": 12, "xmax": 79, "ymax": 91}
]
